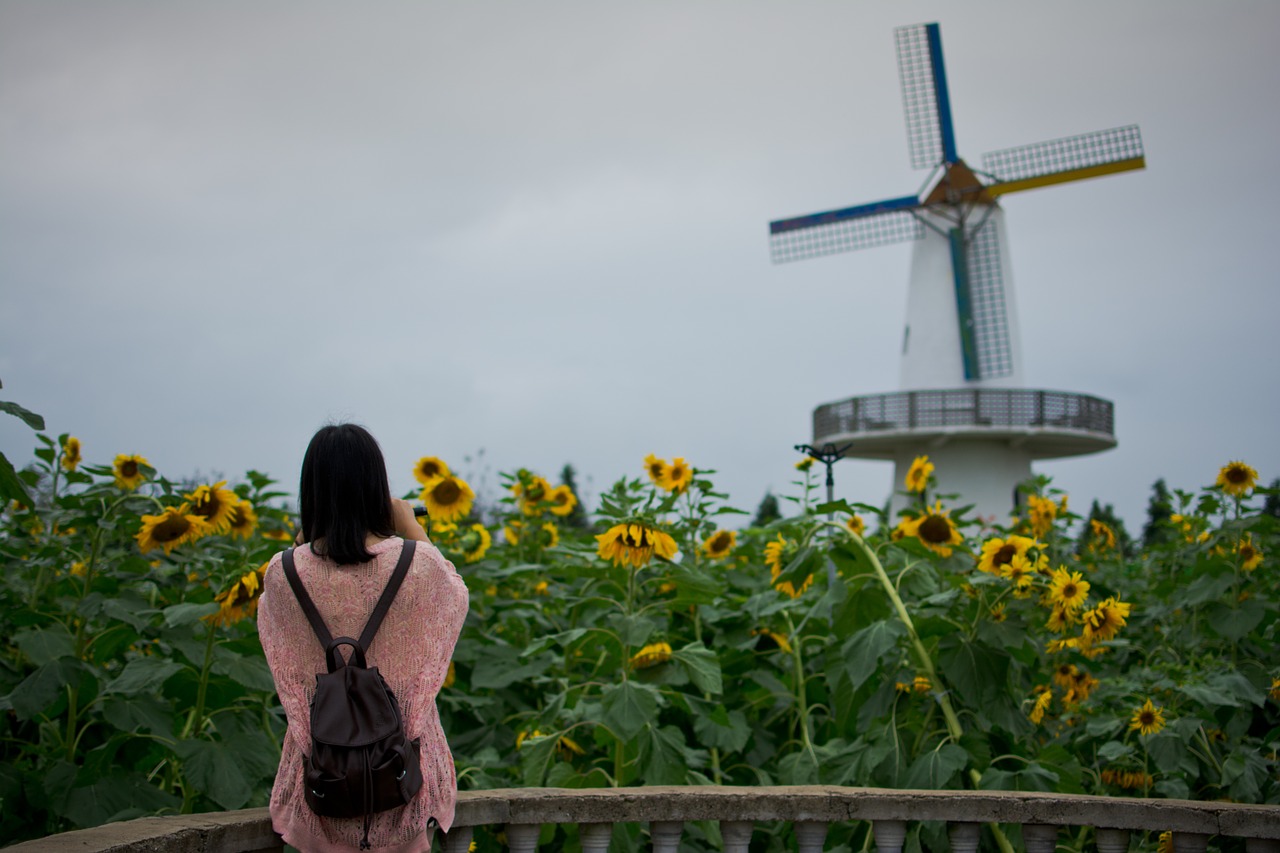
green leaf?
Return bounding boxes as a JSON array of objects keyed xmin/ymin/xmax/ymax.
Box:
[
  {"xmin": 667, "ymin": 563, "xmax": 724, "ymax": 605},
  {"xmin": 1098, "ymin": 741, "xmax": 1133, "ymax": 763},
  {"xmin": 5, "ymin": 660, "xmax": 75, "ymax": 721},
  {"xmin": 211, "ymin": 649, "xmax": 276, "ymax": 693},
  {"xmin": 903, "ymin": 743, "xmax": 968, "ymax": 789},
  {"xmin": 521, "ymin": 627, "xmax": 589, "ymax": 659},
  {"xmin": 841, "ymin": 619, "xmax": 906, "ymax": 692},
  {"xmin": 518, "ymin": 733, "xmax": 559, "ymax": 787},
  {"xmin": 58, "ymin": 774, "xmax": 179, "ymax": 828},
  {"xmin": 173, "ymin": 738, "xmax": 251, "ymax": 810},
  {"xmin": 617, "ymin": 615, "xmax": 656, "ymax": 647},
  {"xmin": 600, "ymin": 680, "xmax": 660, "ymax": 742},
  {"xmin": 13, "ymin": 625, "xmax": 76, "ymax": 665},
  {"xmin": 470, "ymin": 648, "xmax": 555, "ymax": 689},
  {"xmin": 0, "ymin": 401, "xmax": 45, "ymax": 430},
  {"xmin": 162, "ymin": 602, "xmax": 221, "ymax": 628},
  {"xmin": 1144, "ymin": 734, "xmax": 1185, "ymax": 775},
  {"xmin": 1206, "ymin": 600, "xmax": 1265, "ymax": 641},
  {"xmin": 672, "ymin": 642, "xmax": 722, "ymax": 695},
  {"xmin": 1220, "ymin": 749, "xmax": 1266, "ymax": 802},
  {"xmin": 937, "ymin": 637, "xmax": 1008, "ymax": 711},
  {"xmin": 102, "ymin": 694, "xmax": 175, "ymax": 736},
  {"xmin": 103, "ymin": 658, "xmax": 185, "ymax": 695},
  {"xmin": 0, "ymin": 453, "xmax": 33, "ymax": 505},
  {"xmin": 692, "ymin": 704, "xmax": 750, "ymax": 753},
  {"xmin": 636, "ymin": 725, "xmax": 703, "ymax": 785}
]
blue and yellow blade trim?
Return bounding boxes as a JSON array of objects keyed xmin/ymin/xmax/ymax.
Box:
[
  {"xmin": 770, "ymin": 194, "xmax": 920, "ymax": 235},
  {"xmin": 986, "ymin": 156, "xmax": 1146, "ymax": 198}
]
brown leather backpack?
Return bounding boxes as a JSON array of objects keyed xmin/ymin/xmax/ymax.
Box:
[{"xmin": 281, "ymin": 540, "xmax": 424, "ymax": 850}]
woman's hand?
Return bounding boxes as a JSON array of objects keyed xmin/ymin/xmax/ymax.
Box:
[{"xmin": 392, "ymin": 498, "xmax": 429, "ymax": 542}]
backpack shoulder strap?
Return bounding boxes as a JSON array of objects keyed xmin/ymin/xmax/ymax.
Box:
[
  {"xmin": 357, "ymin": 539, "xmax": 416, "ymax": 652},
  {"xmin": 281, "ymin": 547, "xmax": 334, "ymax": 648}
]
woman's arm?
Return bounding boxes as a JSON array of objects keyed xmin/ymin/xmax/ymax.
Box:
[{"xmin": 392, "ymin": 497, "xmax": 430, "ymax": 542}]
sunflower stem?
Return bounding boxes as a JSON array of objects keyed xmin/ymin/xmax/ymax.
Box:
[{"xmin": 841, "ymin": 527, "xmax": 1015, "ymax": 853}]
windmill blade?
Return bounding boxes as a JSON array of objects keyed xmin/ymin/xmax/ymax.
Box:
[
  {"xmin": 769, "ymin": 195, "xmax": 923, "ymax": 263},
  {"xmin": 895, "ymin": 23, "xmax": 959, "ymax": 170},
  {"xmin": 963, "ymin": 218, "xmax": 1014, "ymax": 379},
  {"xmin": 983, "ymin": 125, "xmax": 1145, "ymax": 197}
]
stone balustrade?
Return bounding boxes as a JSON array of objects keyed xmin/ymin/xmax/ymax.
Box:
[{"xmin": 9, "ymin": 786, "xmax": 1280, "ymax": 853}]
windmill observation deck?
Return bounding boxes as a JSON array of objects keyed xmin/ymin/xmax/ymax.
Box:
[{"xmin": 813, "ymin": 388, "xmax": 1115, "ymax": 460}]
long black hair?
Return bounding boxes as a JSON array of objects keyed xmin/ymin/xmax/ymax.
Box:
[{"xmin": 299, "ymin": 423, "xmax": 396, "ymax": 565}]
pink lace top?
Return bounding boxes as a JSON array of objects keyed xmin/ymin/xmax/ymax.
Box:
[{"xmin": 258, "ymin": 536, "xmax": 469, "ymax": 852}]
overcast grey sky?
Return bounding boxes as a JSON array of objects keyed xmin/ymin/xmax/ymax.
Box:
[{"xmin": 2, "ymin": 1, "xmax": 1277, "ymax": 530}]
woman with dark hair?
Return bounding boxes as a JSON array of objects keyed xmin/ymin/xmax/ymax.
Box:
[{"xmin": 258, "ymin": 424, "xmax": 469, "ymax": 852}]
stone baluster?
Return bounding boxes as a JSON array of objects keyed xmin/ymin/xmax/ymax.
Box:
[
  {"xmin": 1023, "ymin": 824, "xmax": 1058, "ymax": 853},
  {"xmin": 1172, "ymin": 833, "xmax": 1210, "ymax": 853},
  {"xmin": 873, "ymin": 819, "xmax": 908, "ymax": 853},
  {"xmin": 1094, "ymin": 828, "xmax": 1130, "ymax": 853},
  {"xmin": 442, "ymin": 826, "xmax": 473, "ymax": 853},
  {"xmin": 579, "ymin": 822, "xmax": 612, "ymax": 853},
  {"xmin": 720, "ymin": 820, "xmax": 754, "ymax": 853},
  {"xmin": 794, "ymin": 821, "xmax": 828, "ymax": 853},
  {"xmin": 1245, "ymin": 840, "xmax": 1280, "ymax": 853},
  {"xmin": 505, "ymin": 823, "xmax": 541, "ymax": 853},
  {"xmin": 948, "ymin": 822, "xmax": 981, "ymax": 853},
  {"xmin": 651, "ymin": 821, "xmax": 684, "ymax": 853}
]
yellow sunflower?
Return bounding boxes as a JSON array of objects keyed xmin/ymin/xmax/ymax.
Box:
[
  {"xmin": 1081, "ymin": 597, "xmax": 1132, "ymax": 643},
  {"xmin": 1047, "ymin": 567, "xmax": 1091, "ymax": 612},
  {"xmin": 795, "ymin": 456, "xmax": 815, "ymax": 472},
  {"xmin": 1052, "ymin": 663, "xmax": 1079, "ymax": 690},
  {"xmin": 1026, "ymin": 494, "xmax": 1058, "ymax": 538},
  {"xmin": 1067, "ymin": 671, "xmax": 1099, "ymax": 705},
  {"xmin": 1089, "ymin": 519, "xmax": 1117, "ymax": 552},
  {"xmin": 1269, "ymin": 678, "xmax": 1280, "ymax": 702},
  {"xmin": 1045, "ymin": 604, "xmax": 1077, "ymax": 634},
  {"xmin": 443, "ymin": 661, "xmax": 456, "ymax": 689},
  {"xmin": 662, "ymin": 457, "xmax": 693, "ymax": 494},
  {"xmin": 989, "ymin": 602, "xmax": 1007, "ymax": 622},
  {"xmin": 1129, "ymin": 698, "xmax": 1166, "ymax": 736},
  {"xmin": 905, "ymin": 455, "xmax": 934, "ymax": 493},
  {"xmin": 977, "ymin": 535, "xmax": 1036, "ymax": 575},
  {"xmin": 513, "ymin": 475, "xmax": 552, "ymax": 516},
  {"xmin": 533, "ymin": 580, "xmax": 550, "ymax": 596},
  {"xmin": 113, "ymin": 454, "xmax": 150, "ymax": 491},
  {"xmin": 546, "ymin": 484, "xmax": 577, "ymax": 517},
  {"xmin": 1001, "ymin": 554, "xmax": 1036, "ymax": 590},
  {"xmin": 503, "ymin": 519, "xmax": 523, "ymax": 545},
  {"xmin": 1029, "ymin": 688, "xmax": 1052, "ymax": 725},
  {"xmin": 595, "ymin": 522, "xmax": 677, "ymax": 568},
  {"xmin": 460, "ymin": 524, "xmax": 492, "ymax": 563},
  {"xmin": 420, "ymin": 475, "xmax": 475, "ymax": 522},
  {"xmin": 205, "ymin": 566, "xmax": 265, "ymax": 627},
  {"xmin": 413, "ymin": 456, "xmax": 451, "ymax": 486},
  {"xmin": 186, "ymin": 481, "xmax": 239, "ymax": 533},
  {"xmin": 630, "ymin": 641, "xmax": 673, "ymax": 670},
  {"xmin": 1216, "ymin": 460, "xmax": 1259, "ymax": 497},
  {"xmin": 61, "ymin": 437, "xmax": 82, "ymax": 472},
  {"xmin": 555, "ymin": 734, "xmax": 585, "ymax": 760},
  {"xmin": 226, "ymin": 499, "xmax": 258, "ymax": 539},
  {"xmin": 1238, "ymin": 535, "xmax": 1263, "ymax": 572},
  {"xmin": 700, "ymin": 529, "xmax": 736, "ymax": 560},
  {"xmin": 898, "ymin": 501, "xmax": 964, "ymax": 557},
  {"xmin": 136, "ymin": 503, "xmax": 209, "ymax": 554},
  {"xmin": 846, "ymin": 514, "xmax": 865, "ymax": 537},
  {"xmin": 752, "ymin": 628, "xmax": 792, "ymax": 654},
  {"xmin": 912, "ymin": 675, "xmax": 931, "ymax": 694},
  {"xmin": 764, "ymin": 534, "xmax": 812, "ymax": 598},
  {"xmin": 541, "ymin": 522, "xmax": 560, "ymax": 549},
  {"xmin": 643, "ymin": 454, "xmax": 668, "ymax": 487}
]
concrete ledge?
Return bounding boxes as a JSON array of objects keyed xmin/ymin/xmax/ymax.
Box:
[{"xmin": 9, "ymin": 787, "xmax": 1280, "ymax": 851}]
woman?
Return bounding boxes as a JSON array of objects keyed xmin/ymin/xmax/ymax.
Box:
[{"xmin": 258, "ymin": 424, "xmax": 469, "ymax": 852}]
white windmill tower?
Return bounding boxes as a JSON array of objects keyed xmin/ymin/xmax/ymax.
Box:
[{"xmin": 770, "ymin": 23, "xmax": 1145, "ymax": 521}]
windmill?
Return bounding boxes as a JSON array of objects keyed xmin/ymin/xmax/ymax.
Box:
[{"xmin": 771, "ymin": 22, "xmax": 1145, "ymax": 521}]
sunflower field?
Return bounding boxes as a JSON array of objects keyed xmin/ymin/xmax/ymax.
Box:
[{"xmin": 1, "ymin": 430, "xmax": 1278, "ymax": 852}]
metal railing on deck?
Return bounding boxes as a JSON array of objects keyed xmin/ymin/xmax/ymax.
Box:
[{"xmin": 813, "ymin": 389, "xmax": 1115, "ymax": 442}]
